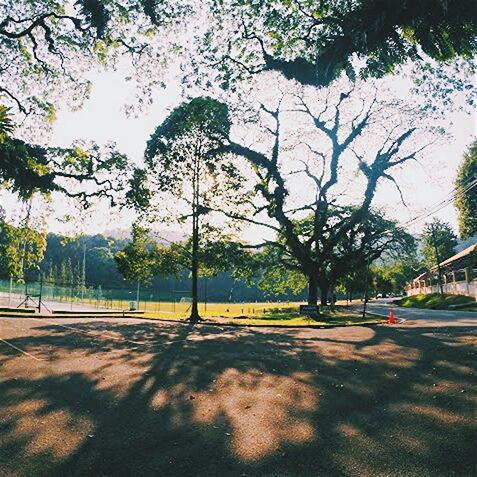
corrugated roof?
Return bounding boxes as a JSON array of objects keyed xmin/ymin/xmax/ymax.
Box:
[{"xmin": 431, "ymin": 241, "xmax": 477, "ymax": 271}]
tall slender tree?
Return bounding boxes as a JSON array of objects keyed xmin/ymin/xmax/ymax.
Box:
[
  {"xmin": 422, "ymin": 219, "xmax": 458, "ymax": 270},
  {"xmin": 137, "ymin": 96, "xmax": 244, "ymax": 322}
]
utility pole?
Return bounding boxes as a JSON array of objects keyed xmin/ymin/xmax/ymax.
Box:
[
  {"xmin": 136, "ymin": 279, "xmax": 140, "ymax": 309},
  {"xmin": 430, "ymin": 223, "xmax": 444, "ymax": 295},
  {"xmin": 362, "ymin": 255, "xmax": 370, "ymax": 320},
  {"xmin": 38, "ymin": 274, "xmax": 43, "ymax": 313}
]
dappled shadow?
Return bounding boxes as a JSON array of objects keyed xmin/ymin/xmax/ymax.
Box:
[{"xmin": 0, "ymin": 317, "xmax": 476, "ymax": 476}]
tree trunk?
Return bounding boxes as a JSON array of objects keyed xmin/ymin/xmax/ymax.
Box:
[
  {"xmin": 189, "ymin": 159, "xmax": 202, "ymax": 323},
  {"xmin": 319, "ymin": 281, "xmax": 329, "ymax": 306},
  {"xmin": 329, "ymin": 285, "xmax": 336, "ymax": 311},
  {"xmin": 189, "ymin": 217, "xmax": 201, "ymax": 322},
  {"xmin": 307, "ymin": 274, "xmax": 318, "ymax": 305}
]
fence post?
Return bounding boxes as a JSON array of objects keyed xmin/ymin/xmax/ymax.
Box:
[{"xmin": 38, "ymin": 275, "xmax": 43, "ymax": 313}]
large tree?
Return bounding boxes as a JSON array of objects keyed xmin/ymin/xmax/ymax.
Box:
[
  {"xmin": 455, "ymin": 140, "xmax": 477, "ymax": 239},
  {"xmin": 215, "ymin": 81, "xmax": 434, "ymax": 305},
  {"xmin": 137, "ymin": 96, "xmax": 245, "ymax": 322},
  {"xmin": 245, "ymin": 207, "xmax": 415, "ymax": 305}
]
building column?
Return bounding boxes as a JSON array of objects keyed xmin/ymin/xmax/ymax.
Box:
[{"xmin": 465, "ymin": 267, "xmax": 471, "ymax": 296}]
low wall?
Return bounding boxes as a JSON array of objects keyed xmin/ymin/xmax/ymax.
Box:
[{"xmin": 407, "ymin": 280, "xmax": 477, "ymax": 299}]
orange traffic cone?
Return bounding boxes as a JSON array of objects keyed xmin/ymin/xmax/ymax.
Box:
[{"xmin": 388, "ymin": 306, "xmax": 397, "ymax": 324}]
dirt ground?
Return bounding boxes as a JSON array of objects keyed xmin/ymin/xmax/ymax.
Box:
[{"xmin": 0, "ymin": 315, "xmax": 475, "ymax": 477}]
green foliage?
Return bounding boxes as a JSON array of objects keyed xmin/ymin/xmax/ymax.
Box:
[
  {"xmin": 455, "ymin": 141, "xmax": 477, "ymax": 239},
  {"xmin": 371, "ymin": 258, "xmax": 424, "ymax": 295},
  {"xmin": 208, "ymin": 0, "xmax": 477, "ymax": 88},
  {"xmin": 114, "ymin": 224, "xmax": 165, "ymax": 283},
  {"xmin": 399, "ymin": 293, "xmax": 475, "ymax": 310},
  {"xmin": 144, "ymin": 96, "xmax": 232, "ymax": 193},
  {"xmin": 422, "ymin": 219, "xmax": 458, "ymax": 269},
  {"xmin": 0, "ymin": 105, "xmax": 15, "ymax": 142},
  {"xmin": 0, "ymin": 219, "xmax": 46, "ymax": 281},
  {"xmin": 198, "ymin": 238, "xmax": 251, "ymax": 278},
  {"xmin": 0, "ymin": 0, "xmax": 188, "ymax": 123},
  {"xmin": 141, "ymin": 96, "xmax": 243, "ymax": 211},
  {"xmin": 0, "ymin": 137, "xmax": 54, "ymax": 198},
  {"xmin": 126, "ymin": 168, "xmax": 152, "ymax": 210},
  {"xmin": 0, "ymin": 135, "xmax": 129, "ymax": 203},
  {"xmin": 146, "ymin": 97, "xmax": 230, "ymax": 155},
  {"xmin": 411, "ymin": 59, "xmax": 476, "ymax": 113}
]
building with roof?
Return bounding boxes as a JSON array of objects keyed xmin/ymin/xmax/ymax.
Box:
[{"xmin": 406, "ymin": 242, "xmax": 477, "ymax": 299}]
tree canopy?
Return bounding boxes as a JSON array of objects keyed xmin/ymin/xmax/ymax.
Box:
[
  {"xmin": 216, "ymin": 80, "xmax": 432, "ymax": 304},
  {"xmin": 138, "ymin": 96, "xmax": 245, "ymax": 321},
  {"xmin": 422, "ymin": 219, "xmax": 458, "ymax": 270},
  {"xmin": 0, "ymin": 0, "xmax": 189, "ymax": 122},
  {"xmin": 455, "ymin": 140, "xmax": 477, "ymax": 239},
  {"xmin": 206, "ymin": 0, "xmax": 477, "ymax": 88}
]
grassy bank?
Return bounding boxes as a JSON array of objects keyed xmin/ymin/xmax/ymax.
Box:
[
  {"xmin": 398, "ymin": 293, "xmax": 477, "ymax": 311},
  {"xmin": 142, "ymin": 305, "xmax": 383, "ymax": 327}
]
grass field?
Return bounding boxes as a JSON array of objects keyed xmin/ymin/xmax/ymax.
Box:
[
  {"xmin": 132, "ymin": 303, "xmax": 383, "ymax": 327},
  {"xmin": 142, "ymin": 310, "xmax": 382, "ymax": 327},
  {"xmin": 0, "ymin": 294, "xmax": 382, "ymax": 326}
]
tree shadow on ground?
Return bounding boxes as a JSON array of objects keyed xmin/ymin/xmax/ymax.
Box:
[{"xmin": 0, "ymin": 318, "xmax": 475, "ymax": 477}]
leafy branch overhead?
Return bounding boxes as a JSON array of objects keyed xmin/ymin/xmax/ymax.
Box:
[
  {"xmin": 0, "ymin": 0, "xmax": 190, "ymax": 121},
  {"xmin": 0, "ymin": 109, "xmax": 130, "ymax": 205},
  {"xmin": 206, "ymin": 0, "xmax": 477, "ymax": 88}
]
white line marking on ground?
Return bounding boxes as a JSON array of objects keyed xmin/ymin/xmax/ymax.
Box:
[{"xmin": 0, "ymin": 337, "xmax": 44, "ymax": 361}]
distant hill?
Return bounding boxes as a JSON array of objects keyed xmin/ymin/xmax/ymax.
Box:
[
  {"xmin": 456, "ymin": 236, "xmax": 477, "ymax": 252},
  {"xmin": 103, "ymin": 228, "xmax": 185, "ymax": 244}
]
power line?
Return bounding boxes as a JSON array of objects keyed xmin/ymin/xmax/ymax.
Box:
[
  {"xmin": 404, "ymin": 176, "xmax": 476, "ymax": 226},
  {"xmin": 401, "ymin": 177, "xmax": 477, "ymax": 229}
]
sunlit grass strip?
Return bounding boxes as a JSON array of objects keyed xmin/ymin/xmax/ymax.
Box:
[
  {"xmin": 398, "ymin": 293, "xmax": 476, "ymax": 310},
  {"xmin": 140, "ymin": 307, "xmax": 383, "ymax": 327}
]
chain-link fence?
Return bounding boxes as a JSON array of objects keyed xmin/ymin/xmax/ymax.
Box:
[{"xmin": 0, "ymin": 278, "xmax": 195, "ymax": 314}]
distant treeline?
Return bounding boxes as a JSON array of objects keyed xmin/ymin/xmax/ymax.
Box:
[{"xmin": 29, "ymin": 233, "xmax": 307, "ymax": 303}]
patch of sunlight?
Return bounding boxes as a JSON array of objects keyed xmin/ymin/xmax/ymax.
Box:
[{"xmin": 192, "ymin": 367, "xmax": 318, "ymax": 461}]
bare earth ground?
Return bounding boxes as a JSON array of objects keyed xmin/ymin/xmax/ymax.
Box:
[{"xmin": 0, "ymin": 314, "xmax": 476, "ymax": 477}]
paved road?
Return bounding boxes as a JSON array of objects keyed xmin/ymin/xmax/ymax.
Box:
[
  {"xmin": 0, "ymin": 315, "xmax": 475, "ymax": 477},
  {"xmin": 362, "ymin": 299, "xmax": 477, "ymax": 325}
]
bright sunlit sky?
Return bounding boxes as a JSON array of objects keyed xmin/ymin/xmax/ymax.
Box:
[{"xmin": 1, "ymin": 62, "xmax": 476, "ymax": 242}]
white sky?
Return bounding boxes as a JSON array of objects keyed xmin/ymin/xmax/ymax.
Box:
[{"xmin": 1, "ymin": 64, "xmax": 475, "ymax": 242}]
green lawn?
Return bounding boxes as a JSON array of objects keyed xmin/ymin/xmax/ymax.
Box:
[
  {"xmin": 142, "ymin": 305, "xmax": 383, "ymax": 327},
  {"xmin": 0, "ymin": 302, "xmax": 383, "ymax": 327},
  {"xmin": 398, "ymin": 293, "xmax": 476, "ymax": 311}
]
